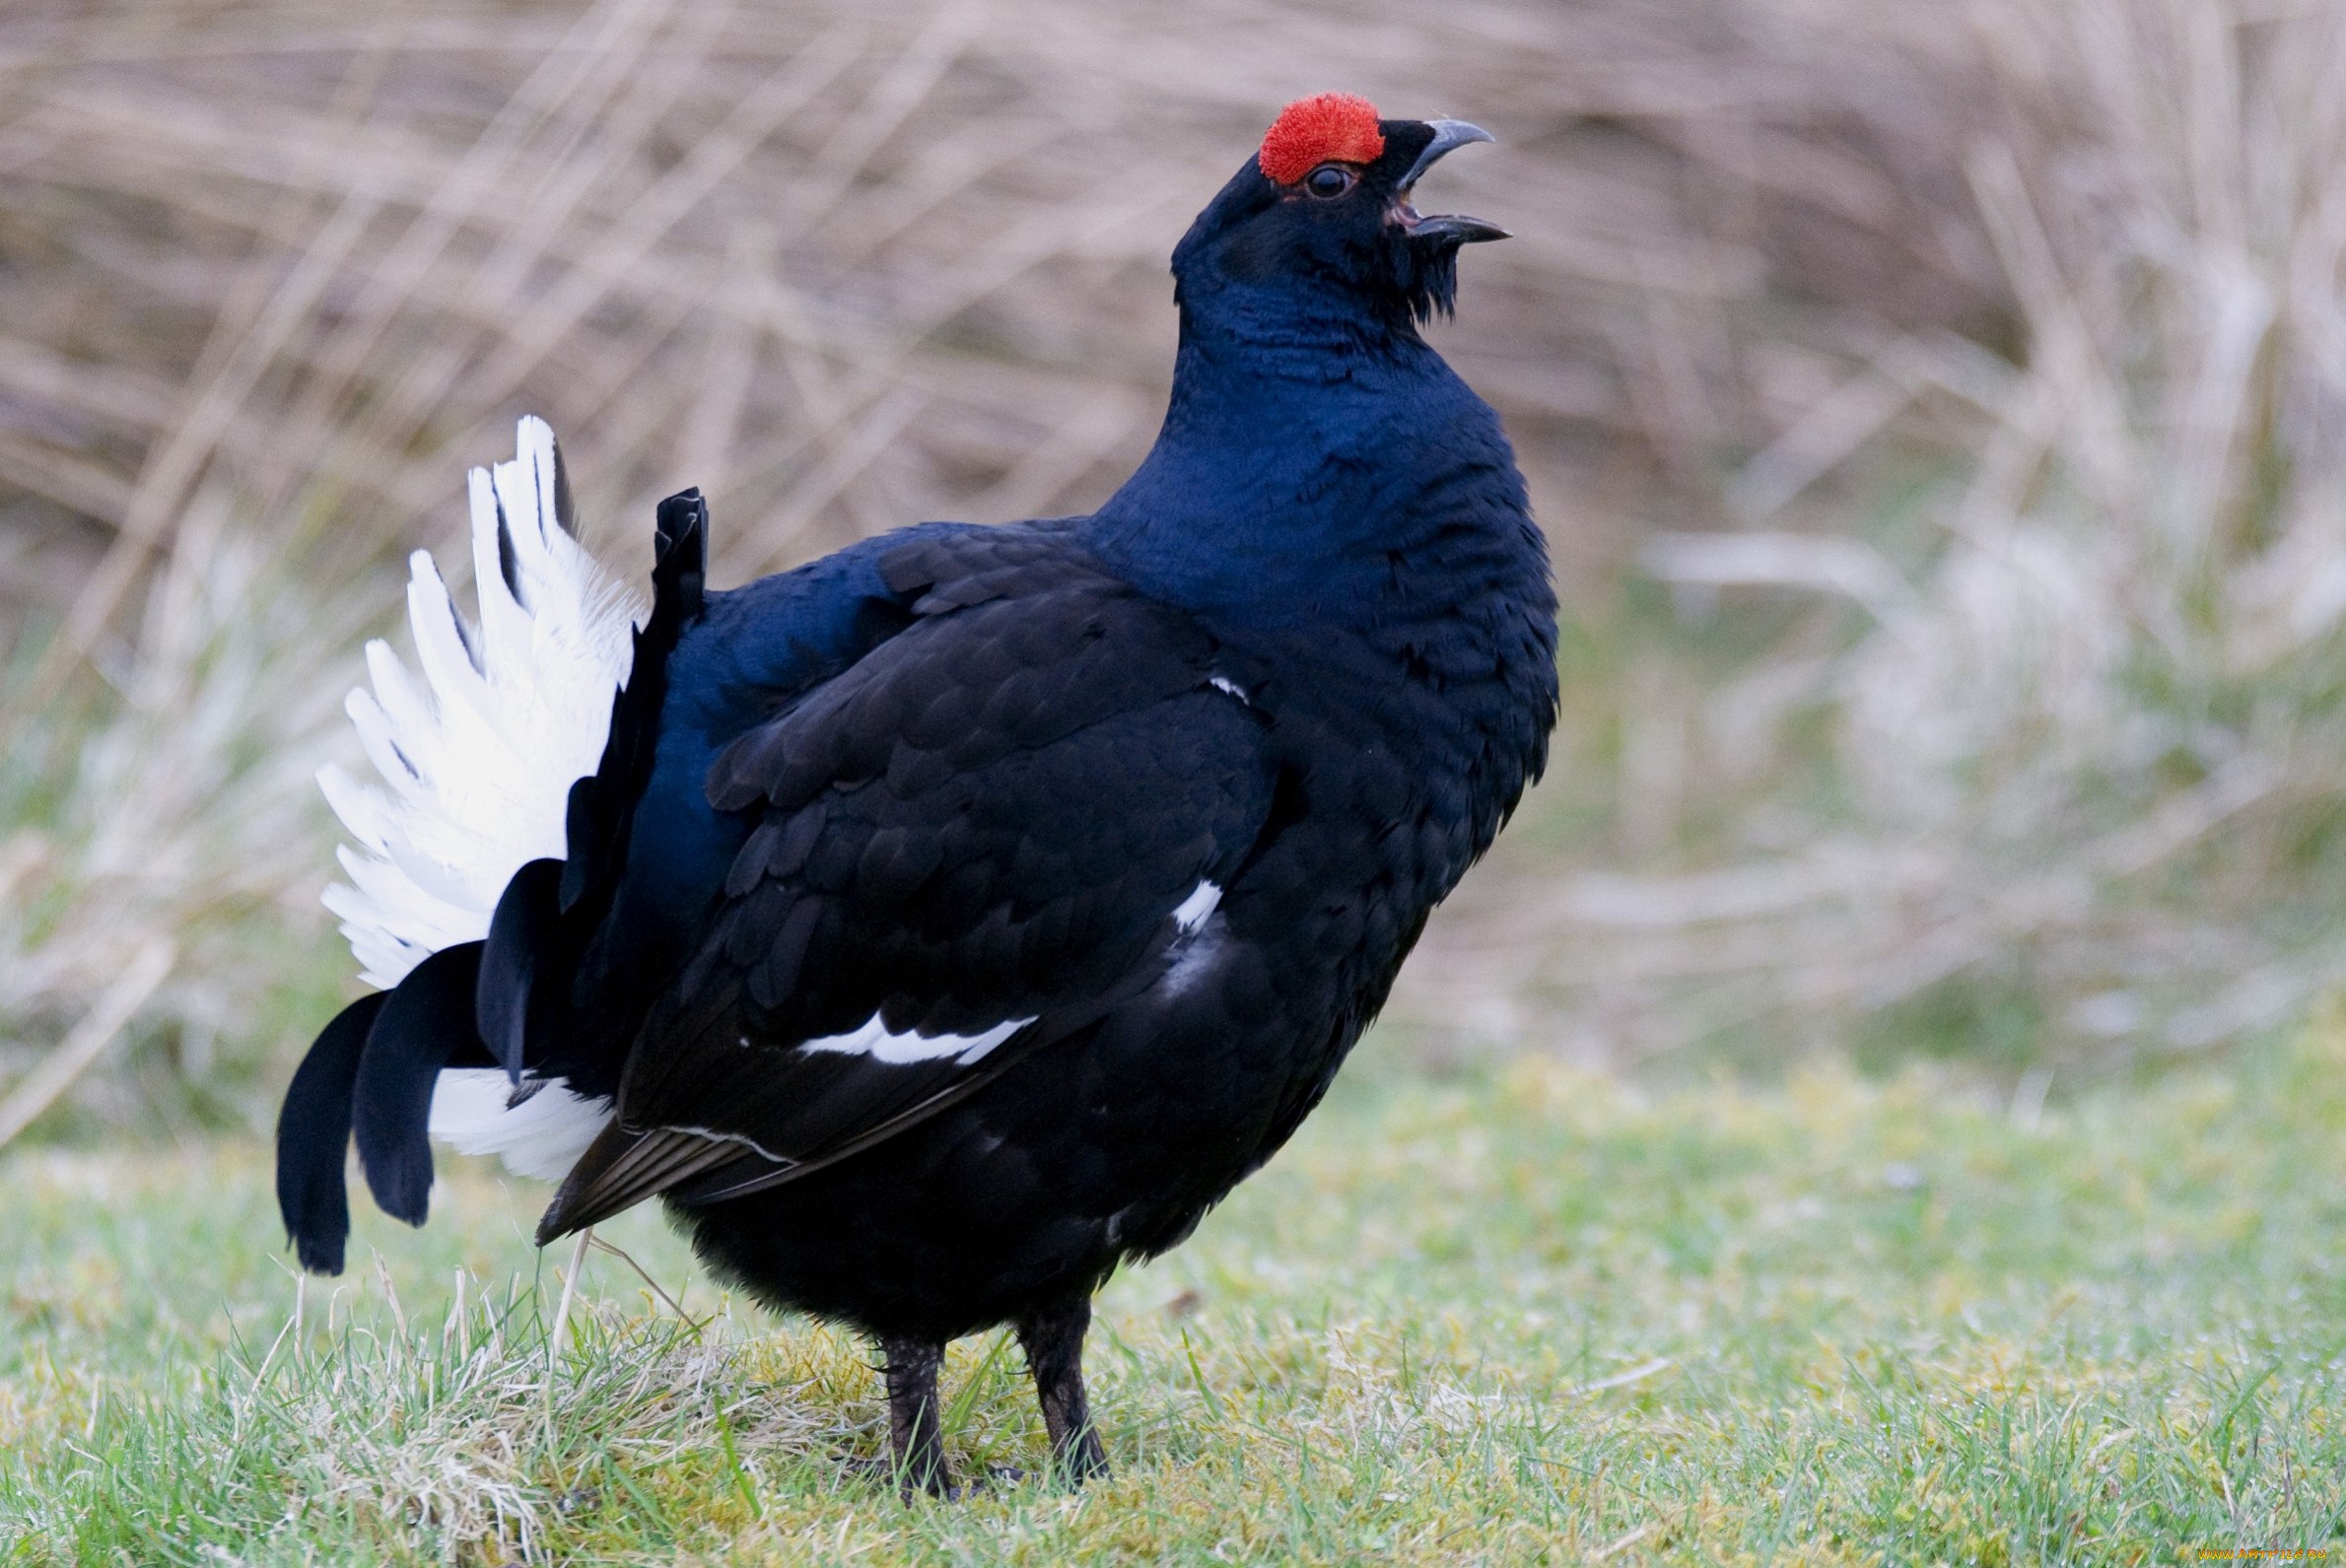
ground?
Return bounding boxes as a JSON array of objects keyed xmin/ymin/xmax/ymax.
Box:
[{"xmin": 5, "ymin": 1025, "xmax": 2345, "ymax": 1565}]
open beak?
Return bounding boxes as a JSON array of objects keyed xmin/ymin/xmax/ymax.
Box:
[{"xmin": 1394, "ymin": 118, "xmax": 1508, "ymax": 244}]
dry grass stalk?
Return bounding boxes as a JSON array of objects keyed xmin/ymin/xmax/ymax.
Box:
[
  {"xmin": 0, "ymin": 0, "xmax": 2023, "ymax": 1109},
  {"xmin": 6, "ymin": 0, "xmax": 2335, "ymax": 1103},
  {"xmin": 1400, "ymin": 0, "xmax": 2346, "ymax": 1065}
]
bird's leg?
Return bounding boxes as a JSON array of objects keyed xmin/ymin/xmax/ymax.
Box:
[
  {"xmin": 878, "ymin": 1335, "xmax": 952, "ymax": 1497},
  {"xmin": 1015, "ymin": 1294, "xmax": 1109, "ymax": 1484}
]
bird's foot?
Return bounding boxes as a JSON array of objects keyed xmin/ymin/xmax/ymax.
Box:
[{"xmin": 1017, "ymin": 1295, "xmax": 1112, "ymax": 1489}]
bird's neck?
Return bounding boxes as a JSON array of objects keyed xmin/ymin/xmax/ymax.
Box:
[{"xmin": 1085, "ymin": 310, "xmax": 1523, "ymax": 623}]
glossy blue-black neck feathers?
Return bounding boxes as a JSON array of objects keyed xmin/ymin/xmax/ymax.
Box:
[{"xmin": 1083, "ymin": 189, "xmax": 1534, "ymax": 626}]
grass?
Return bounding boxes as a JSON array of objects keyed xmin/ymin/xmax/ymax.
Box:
[{"xmin": 6, "ymin": 1026, "xmax": 2346, "ymax": 1564}]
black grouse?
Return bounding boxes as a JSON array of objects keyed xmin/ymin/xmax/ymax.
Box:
[{"xmin": 276, "ymin": 92, "xmax": 1558, "ymax": 1494}]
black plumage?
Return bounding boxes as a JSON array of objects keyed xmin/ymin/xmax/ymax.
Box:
[{"xmin": 277, "ymin": 98, "xmax": 1558, "ymax": 1494}]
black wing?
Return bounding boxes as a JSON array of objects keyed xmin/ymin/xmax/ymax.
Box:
[{"xmin": 539, "ymin": 532, "xmax": 1271, "ymax": 1239}]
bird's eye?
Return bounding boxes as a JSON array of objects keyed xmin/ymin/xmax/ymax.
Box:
[{"xmin": 1304, "ymin": 164, "xmax": 1355, "ymax": 198}]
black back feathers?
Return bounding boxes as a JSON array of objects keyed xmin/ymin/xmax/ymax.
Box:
[{"xmin": 533, "ymin": 527, "xmax": 1276, "ymax": 1240}]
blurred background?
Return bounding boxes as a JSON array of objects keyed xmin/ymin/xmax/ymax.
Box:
[{"xmin": 4, "ymin": 0, "xmax": 2345, "ymax": 1145}]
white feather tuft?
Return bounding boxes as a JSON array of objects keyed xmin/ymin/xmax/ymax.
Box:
[
  {"xmin": 799, "ymin": 1013, "xmax": 1037, "ymax": 1066},
  {"xmin": 1172, "ymin": 880, "xmax": 1221, "ymax": 933},
  {"xmin": 428, "ymin": 1069, "xmax": 613, "ymax": 1182},
  {"xmin": 320, "ymin": 417, "xmax": 643, "ymax": 989}
]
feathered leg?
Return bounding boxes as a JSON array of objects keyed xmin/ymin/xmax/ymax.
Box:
[
  {"xmin": 1017, "ymin": 1294, "xmax": 1108, "ymax": 1484},
  {"xmin": 879, "ymin": 1335, "xmax": 952, "ymax": 1497}
]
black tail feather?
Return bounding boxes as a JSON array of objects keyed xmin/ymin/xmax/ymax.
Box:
[
  {"xmin": 274, "ymin": 990, "xmax": 386, "ymax": 1275},
  {"xmin": 352, "ymin": 942, "xmax": 491, "ymax": 1227},
  {"xmin": 549, "ymin": 433, "xmax": 577, "ymax": 536},
  {"xmin": 559, "ymin": 487, "xmax": 706, "ymax": 916},
  {"xmin": 476, "ymin": 856, "xmax": 563, "ymax": 1080}
]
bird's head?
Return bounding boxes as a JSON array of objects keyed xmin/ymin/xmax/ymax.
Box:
[{"xmin": 1171, "ymin": 93, "xmax": 1506, "ymax": 341}]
